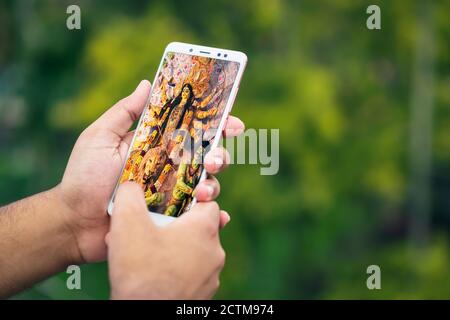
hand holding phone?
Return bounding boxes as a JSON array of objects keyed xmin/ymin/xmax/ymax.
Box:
[
  {"xmin": 108, "ymin": 182, "xmax": 225, "ymax": 299},
  {"xmin": 54, "ymin": 42, "xmax": 246, "ymax": 265},
  {"xmin": 108, "ymin": 42, "xmax": 247, "ymax": 225}
]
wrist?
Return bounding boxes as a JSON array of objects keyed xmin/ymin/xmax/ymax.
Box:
[{"xmin": 48, "ymin": 185, "xmax": 85, "ymax": 266}]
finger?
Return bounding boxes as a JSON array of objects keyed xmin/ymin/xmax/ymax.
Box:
[
  {"xmin": 91, "ymin": 80, "xmax": 151, "ymax": 137},
  {"xmin": 111, "ymin": 181, "xmax": 154, "ymax": 233},
  {"xmin": 178, "ymin": 201, "xmax": 221, "ymax": 232},
  {"xmin": 219, "ymin": 210, "xmax": 230, "ymax": 229},
  {"xmin": 194, "ymin": 176, "xmax": 220, "ymax": 201},
  {"xmin": 223, "ymin": 115, "xmax": 245, "ymax": 137},
  {"xmin": 204, "ymin": 147, "xmax": 230, "ymax": 174}
]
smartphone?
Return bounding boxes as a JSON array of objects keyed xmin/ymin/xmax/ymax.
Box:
[{"xmin": 107, "ymin": 42, "xmax": 247, "ymax": 225}]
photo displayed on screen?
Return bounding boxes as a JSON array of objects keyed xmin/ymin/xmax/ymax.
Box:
[{"xmin": 119, "ymin": 52, "xmax": 240, "ymax": 217}]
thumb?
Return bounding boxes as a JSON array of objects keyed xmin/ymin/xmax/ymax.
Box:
[
  {"xmin": 90, "ymin": 80, "xmax": 151, "ymax": 137},
  {"xmin": 111, "ymin": 181, "xmax": 155, "ymax": 234}
]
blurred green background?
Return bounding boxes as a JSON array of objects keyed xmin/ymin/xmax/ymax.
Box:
[{"xmin": 1, "ymin": 0, "xmax": 449, "ymax": 299}]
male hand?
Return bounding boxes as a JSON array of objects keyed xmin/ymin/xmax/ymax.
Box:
[
  {"xmin": 108, "ymin": 182, "xmax": 225, "ymax": 299},
  {"xmin": 56, "ymin": 80, "xmax": 244, "ymax": 263}
]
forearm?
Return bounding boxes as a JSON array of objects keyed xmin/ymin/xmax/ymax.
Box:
[{"xmin": 0, "ymin": 187, "xmax": 82, "ymax": 298}]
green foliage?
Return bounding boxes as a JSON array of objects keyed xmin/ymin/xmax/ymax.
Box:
[{"xmin": 1, "ymin": 0, "xmax": 449, "ymax": 299}]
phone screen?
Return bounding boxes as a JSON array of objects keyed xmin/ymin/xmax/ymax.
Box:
[{"xmin": 118, "ymin": 52, "xmax": 240, "ymax": 217}]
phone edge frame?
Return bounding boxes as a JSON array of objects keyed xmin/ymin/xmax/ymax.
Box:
[{"xmin": 107, "ymin": 42, "xmax": 248, "ymax": 224}]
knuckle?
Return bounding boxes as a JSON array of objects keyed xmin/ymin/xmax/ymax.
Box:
[
  {"xmin": 205, "ymin": 202, "xmax": 220, "ymax": 230},
  {"xmin": 192, "ymin": 202, "xmax": 220, "ymax": 233},
  {"xmin": 197, "ymin": 201, "xmax": 219, "ymax": 215},
  {"xmin": 208, "ymin": 201, "xmax": 220, "ymax": 213},
  {"xmin": 117, "ymin": 96, "xmax": 129, "ymax": 107},
  {"xmin": 205, "ymin": 218, "xmax": 218, "ymax": 234}
]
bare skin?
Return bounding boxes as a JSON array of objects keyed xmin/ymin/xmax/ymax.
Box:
[
  {"xmin": 0, "ymin": 80, "xmax": 245, "ymax": 298},
  {"xmin": 108, "ymin": 182, "xmax": 225, "ymax": 299}
]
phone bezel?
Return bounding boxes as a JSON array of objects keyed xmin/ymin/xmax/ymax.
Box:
[{"xmin": 107, "ymin": 42, "xmax": 247, "ymax": 225}]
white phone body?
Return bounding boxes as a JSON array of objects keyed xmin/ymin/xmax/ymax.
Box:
[{"xmin": 107, "ymin": 42, "xmax": 247, "ymax": 226}]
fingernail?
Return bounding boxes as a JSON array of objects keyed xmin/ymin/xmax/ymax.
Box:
[
  {"xmin": 232, "ymin": 127, "xmax": 244, "ymax": 135},
  {"xmin": 206, "ymin": 184, "xmax": 214, "ymax": 197},
  {"xmin": 136, "ymin": 79, "xmax": 149, "ymax": 91},
  {"xmin": 135, "ymin": 80, "xmax": 144, "ymax": 90},
  {"xmin": 214, "ymin": 155, "xmax": 223, "ymax": 168},
  {"xmin": 222, "ymin": 211, "xmax": 231, "ymax": 226}
]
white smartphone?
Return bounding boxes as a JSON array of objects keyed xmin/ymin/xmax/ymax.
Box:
[{"xmin": 107, "ymin": 42, "xmax": 247, "ymax": 226}]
